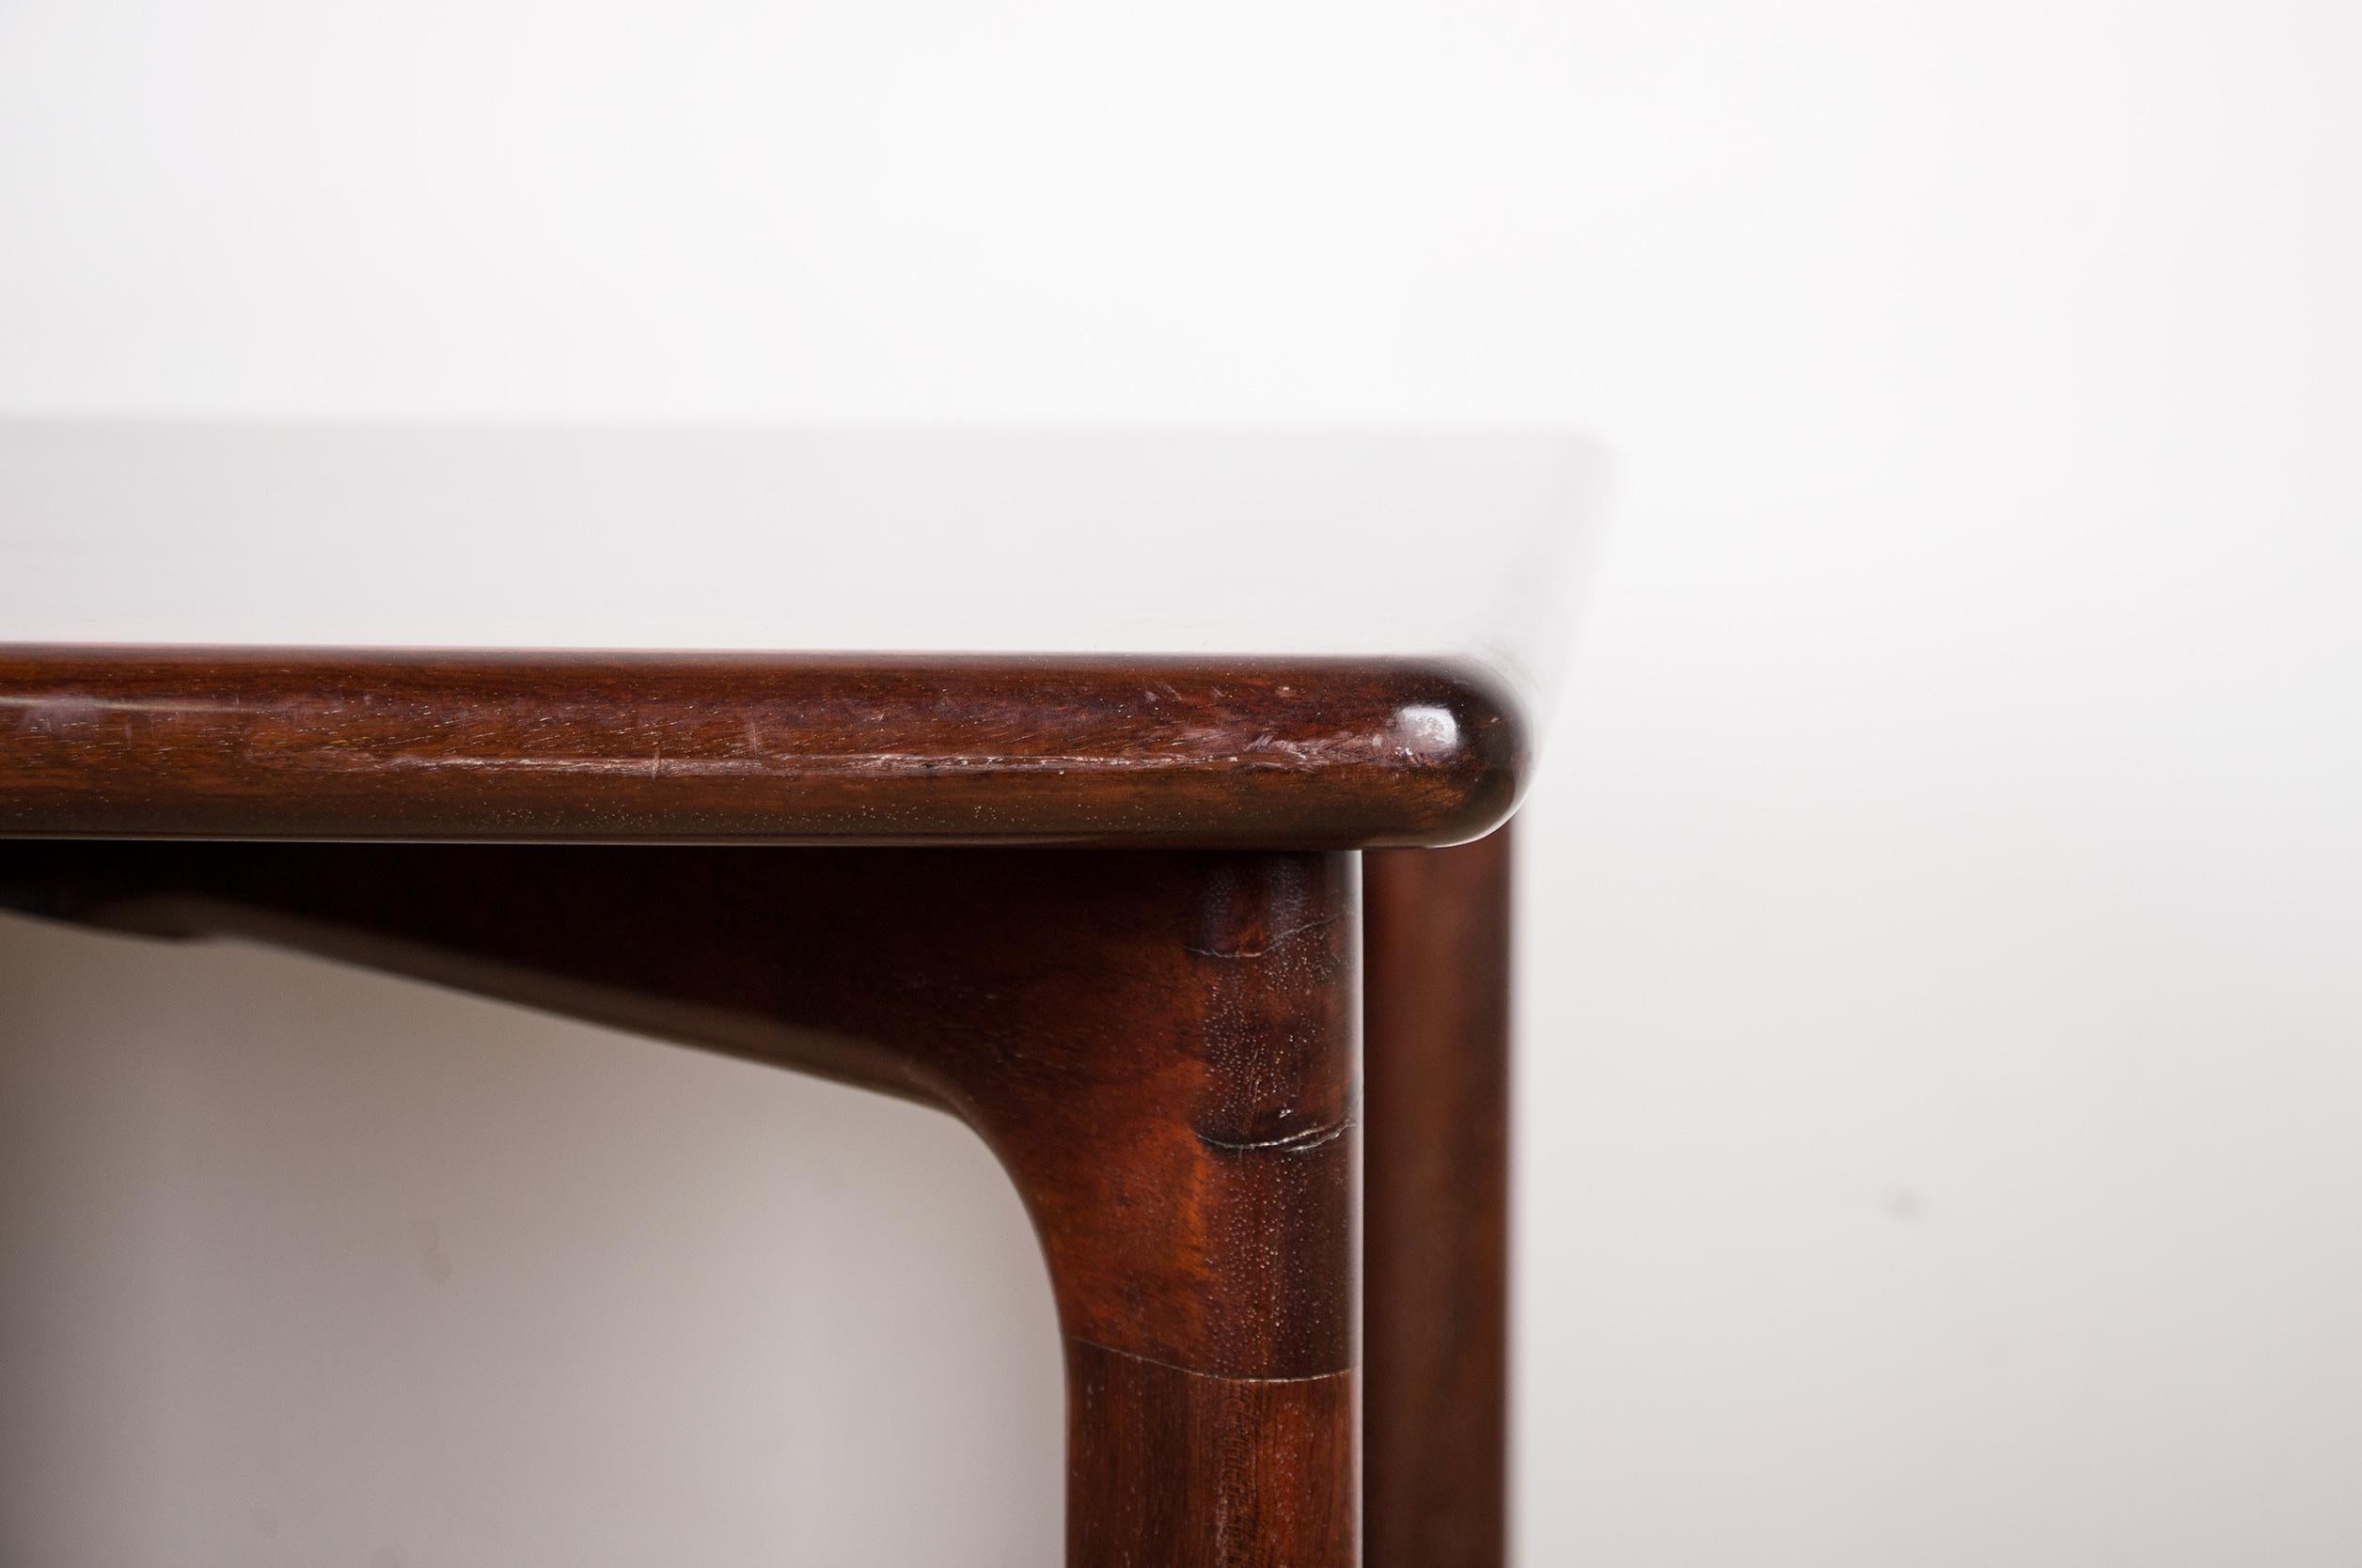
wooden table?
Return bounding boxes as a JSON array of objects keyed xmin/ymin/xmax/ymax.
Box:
[{"xmin": 0, "ymin": 424, "xmax": 1601, "ymax": 1567}]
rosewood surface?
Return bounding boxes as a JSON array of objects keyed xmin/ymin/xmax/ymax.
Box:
[
  {"xmin": 0, "ymin": 647, "xmax": 1524, "ymax": 848},
  {"xmin": 1364, "ymin": 830, "xmax": 1515, "ymax": 1567}
]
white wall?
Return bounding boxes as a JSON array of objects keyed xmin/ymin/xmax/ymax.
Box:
[{"xmin": 5, "ymin": 2, "xmax": 2360, "ymax": 1563}]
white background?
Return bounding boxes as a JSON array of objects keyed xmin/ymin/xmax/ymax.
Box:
[{"xmin": 5, "ymin": 2, "xmax": 2361, "ymax": 1563}]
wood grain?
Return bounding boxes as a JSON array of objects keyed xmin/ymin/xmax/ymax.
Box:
[
  {"xmin": 0, "ymin": 647, "xmax": 1524, "ymax": 849},
  {"xmin": 1068, "ymin": 1339, "xmax": 1359, "ymax": 1568}
]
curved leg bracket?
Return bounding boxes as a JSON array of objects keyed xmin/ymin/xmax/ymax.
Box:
[{"xmin": 2, "ymin": 841, "xmax": 1363, "ymax": 1567}]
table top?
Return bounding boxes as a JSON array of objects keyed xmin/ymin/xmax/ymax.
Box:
[{"xmin": 1, "ymin": 423, "xmax": 1602, "ymax": 847}]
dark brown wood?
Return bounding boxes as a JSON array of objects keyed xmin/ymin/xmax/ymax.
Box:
[
  {"xmin": 1363, "ymin": 829, "xmax": 1513, "ymax": 1568},
  {"xmin": 0, "ymin": 647, "xmax": 1524, "ymax": 849},
  {"xmin": 1068, "ymin": 1337, "xmax": 1359, "ymax": 1564},
  {"xmin": 0, "ymin": 839, "xmax": 1363, "ymax": 1564}
]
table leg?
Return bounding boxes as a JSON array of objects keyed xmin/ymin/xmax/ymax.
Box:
[
  {"xmin": 1006, "ymin": 851, "xmax": 1362, "ymax": 1567},
  {"xmin": 1364, "ymin": 828, "xmax": 1514, "ymax": 1568}
]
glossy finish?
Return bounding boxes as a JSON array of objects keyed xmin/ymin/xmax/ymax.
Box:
[
  {"xmin": 0, "ymin": 646, "xmax": 1522, "ymax": 848},
  {"xmin": 0, "ymin": 840, "xmax": 1362, "ymax": 1566},
  {"xmin": 1364, "ymin": 830, "xmax": 1514, "ymax": 1567}
]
